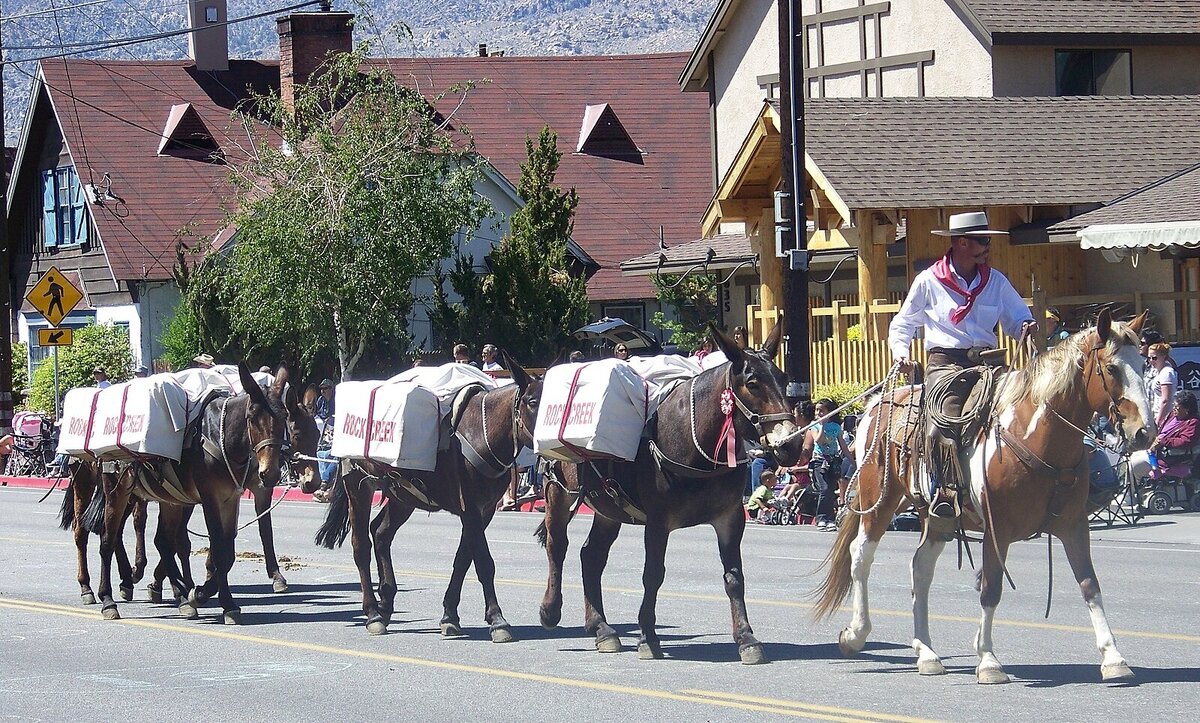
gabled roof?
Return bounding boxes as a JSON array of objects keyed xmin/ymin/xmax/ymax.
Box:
[
  {"xmin": 22, "ymin": 53, "xmax": 709, "ymax": 299},
  {"xmin": 1050, "ymin": 162, "xmax": 1200, "ymax": 234},
  {"xmin": 954, "ymin": 0, "xmax": 1200, "ymax": 40},
  {"xmin": 375, "ymin": 53, "xmax": 712, "ymax": 301},
  {"xmin": 26, "ymin": 59, "xmax": 278, "ymax": 281},
  {"xmin": 804, "ymin": 95, "xmax": 1200, "ymax": 211}
]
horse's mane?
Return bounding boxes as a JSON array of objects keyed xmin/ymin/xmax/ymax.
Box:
[{"xmin": 995, "ymin": 321, "xmax": 1139, "ymax": 411}]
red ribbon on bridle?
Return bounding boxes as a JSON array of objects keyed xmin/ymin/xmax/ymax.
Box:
[{"xmin": 713, "ymin": 387, "xmax": 738, "ymax": 468}]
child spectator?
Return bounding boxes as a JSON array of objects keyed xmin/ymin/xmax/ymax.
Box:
[
  {"xmin": 747, "ymin": 469, "xmax": 778, "ymax": 523},
  {"xmin": 780, "ymin": 401, "xmax": 815, "ymax": 503}
]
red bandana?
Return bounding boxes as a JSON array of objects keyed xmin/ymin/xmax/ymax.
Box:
[{"xmin": 932, "ymin": 253, "xmax": 991, "ymax": 325}]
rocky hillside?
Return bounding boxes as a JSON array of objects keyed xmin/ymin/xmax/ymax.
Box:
[{"xmin": 2, "ymin": 0, "xmax": 713, "ymax": 143}]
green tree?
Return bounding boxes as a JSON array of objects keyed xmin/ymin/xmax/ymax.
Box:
[
  {"xmin": 28, "ymin": 323, "xmax": 133, "ymax": 414},
  {"xmin": 651, "ymin": 273, "xmax": 720, "ymax": 352},
  {"xmin": 11, "ymin": 342, "xmax": 28, "ymax": 412},
  {"xmin": 179, "ymin": 46, "xmax": 490, "ymax": 380},
  {"xmin": 432, "ymin": 127, "xmax": 588, "ymax": 364}
]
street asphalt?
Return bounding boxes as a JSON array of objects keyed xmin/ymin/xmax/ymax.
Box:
[{"xmin": 1, "ymin": 484, "xmax": 1197, "ymax": 721}]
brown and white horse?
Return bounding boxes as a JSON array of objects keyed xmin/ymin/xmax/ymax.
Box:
[{"xmin": 812, "ymin": 309, "xmax": 1154, "ymax": 684}]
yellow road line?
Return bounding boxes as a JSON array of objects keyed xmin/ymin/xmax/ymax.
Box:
[
  {"xmin": 682, "ymin": 690, "xmax": 944, "ymax": 723},
  {"xmin": 7, "ymin": 535, "xmax": 1198, "ymax": 644},
  {"xmin": 0, "ymin": 597, "xmax": 890, "ymax": 722}
]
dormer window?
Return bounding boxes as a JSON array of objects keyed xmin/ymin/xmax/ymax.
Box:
[
  {"xmin": 158, "ymin": 103, "xmax": 222, "ymax": 160},
  {"xmin": 1055, "ymin": 50, "xmax": 1131, "ymax": 96},
  {"xmin": 576, "ymin": 103, "xmax": 643, "ymax": 162}
]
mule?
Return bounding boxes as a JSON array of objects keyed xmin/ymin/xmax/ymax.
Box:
[
  {"xmin": 811, "ymin": 309, "xmax": 1154, "ymax": 684},
  {"xmin": 315, "ymin": 353, "xmax": 539, "ymax": 639},
  {"xmin": 536, "ymin": 324, "xmax": 804, "ymax": 664},
  {"xmin": 58, "ymin": 461, "xmax": 148, "ymax": 605},
  {"xmin": 91, "ymin": 364, "xmax": 315, "ymax": 623}
]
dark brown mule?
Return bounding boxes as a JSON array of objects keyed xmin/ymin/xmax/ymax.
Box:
[
  {"xmin": 91, "ymin": 365, "xmax": 313, "ymax": 623},
  {"xmin": 812, "ymin": 310, "xmax": 1154, "ymax": 684},
  {"xmin": 58, "ymin": 463, "xmax": 148, "ymax": 605},
  {"xmin": 536, "ymin": 325, "xmax": 804, "ymax": 664},
  {"xmin": 315, "ymin": 354, "xmax": 539, "ymax": 639}
]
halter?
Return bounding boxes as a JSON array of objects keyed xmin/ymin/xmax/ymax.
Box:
[
  {"xmin": 459, "ymin": 385, "xmax": 525, "ymax": 478},
  {"xmin": 214, "ymin": 394, "xmax": 285, "ymax": 490},
  {"xmin": 685, "ymin": 363, "xmax": 793, "ymax": 467},
  {"xmin": 1046, "ymin": 339, "xmax": 1129, "ymax": 454}
]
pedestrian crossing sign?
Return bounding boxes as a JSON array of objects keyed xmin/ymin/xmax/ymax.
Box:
[
  {"xmin": 26, "ymin": 266, "xmax": 83, "ymax": 327},
  {"xmin": 37, "ymin": 327, "xmax": 74, "ymax": 347}
]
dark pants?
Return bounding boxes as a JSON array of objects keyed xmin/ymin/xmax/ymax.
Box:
[{"xmin": 811, "ymin": 455, "xmax": 841, "ymax": 524}]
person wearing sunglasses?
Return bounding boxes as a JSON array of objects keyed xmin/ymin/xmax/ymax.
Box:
[
  {"xmin": 1148, "ymin": 342, "xmax": 1177, "ymax": 430},
  {"xmin": 888, "ymin": 211, "xmax": 1036, "ymax": 520}
]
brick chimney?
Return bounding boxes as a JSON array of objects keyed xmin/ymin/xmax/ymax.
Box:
[
  {"xmin": 187, "ymin": 0, "xmax": 229, "ymax": 72},
  {"xmin": 276, "ymin": 7, "xmax": 354, "ymax": 110}
]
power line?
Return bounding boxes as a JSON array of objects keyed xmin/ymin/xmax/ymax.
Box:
[
  {"xmin": 0, "ymin": 0, "xmax": 111, "ymax": 22},
  {"xmin": 2, "ymin": 1, "xmax": 319, "ymax": 61}
]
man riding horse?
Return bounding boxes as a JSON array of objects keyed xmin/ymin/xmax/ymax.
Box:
[{"xmin": 888, "ymin": 211, "xmax": 1037, "ymax": 520}]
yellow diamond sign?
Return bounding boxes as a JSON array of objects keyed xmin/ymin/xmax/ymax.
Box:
[{"xmin": 26, "ymin": 266, "xmax": 83, "ymax": 327}]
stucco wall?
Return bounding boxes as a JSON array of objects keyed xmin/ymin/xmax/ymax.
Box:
[
  {"xmin": 711, "ymin": 0, "xmax": 778, "ymax": 182},
  {"xmin": 994, "ymin": 45, "xmax": 1200, "ymax": 96},
  {"xmin": 802, "ymin": 0, "xmax": 992, "ymax": 97}
]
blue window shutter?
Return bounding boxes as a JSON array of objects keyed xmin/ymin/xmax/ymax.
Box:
[
  {"xmin": 69, "ymin": 168, "xmax": 88, "ymax": 246},
  {"xmin": 41, "ymin": 170, "xmax": 58, "ymax": 247}
]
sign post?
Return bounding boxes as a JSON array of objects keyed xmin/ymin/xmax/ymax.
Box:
[{"xmin": 24, "ymin": 267, "xmax": 85, "ymax": 417}]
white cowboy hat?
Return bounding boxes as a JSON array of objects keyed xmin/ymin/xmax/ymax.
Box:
[
  {"xmin": 193, "ymin": 353, "xmax": 215, "ymax": 366},
  {"xmin": 932, "ymin": 211, "xmax": 1010, "ymax": 237}
]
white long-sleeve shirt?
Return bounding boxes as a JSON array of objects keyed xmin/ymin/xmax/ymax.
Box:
[{"xmin": 888, "ymin": 261, "xmax": 1033, "ymax": 360}]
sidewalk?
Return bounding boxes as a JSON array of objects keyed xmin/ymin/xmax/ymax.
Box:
[{"xmin": 1091, "ymin": 511, "xmax": 1200, "ymax": 546}]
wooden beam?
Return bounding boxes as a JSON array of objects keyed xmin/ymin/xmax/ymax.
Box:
[{"xmin": 716, "ymin": 198, "xmax": 771, "ymax": 221}]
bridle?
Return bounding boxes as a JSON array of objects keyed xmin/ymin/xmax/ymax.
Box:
[
  {"xmin": 464, "ymin": 384, "xmax": 528, "ymax": 477},
  {"xmin": 215, "ymin": 393, "xmax": 285, "ymax": 489},
  {"xmin": 1047, "ymin": 337, "xmax": 1131, "ymax": 453},
  {"xmin": 687, "ymin": 362, "xmax": 793, "ymax": 465}
]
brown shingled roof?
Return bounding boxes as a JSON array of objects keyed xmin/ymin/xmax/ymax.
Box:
[
  {"xmin": 1050, "ymin": 162, "xmax": 1200, "ymax": 233},
  {"xmin": 621, "ymin": 233, "xmax": 754, "ymax": 274},
  {"xmin": 39, "ymin": 59, "xmax": 279, "ymax": 281},
  {"xmin": 371, "ymin": 54, "xmax": 712, "ymax": 301},
  {"xmin": 959, "ymin": 0, "xmax": 1200, "ymax": 37},
  {"xmin": 804, "ymin": 95, "xmax": 1200, "ymax": 211}
]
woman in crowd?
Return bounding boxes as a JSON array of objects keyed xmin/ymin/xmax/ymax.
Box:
[
  {"xmin": 808, "ymin": 398, "xmax": 853, "ymax": 530},
  {"xmin": 779, "ymin": 401, "xmax": 815, "ymax": 505},
  {"xmin": 1148, "ymin": 342, "xmax": 1177, "ymax": 430},
  {"xmin": 1148, "ymin": 390, "xmax": 1198, "ymax": 479}
]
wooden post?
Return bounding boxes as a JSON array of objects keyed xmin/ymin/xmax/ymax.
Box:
[
  {"xmin": 854, "ymin": 210, "xmax": 889, "ymax": 343},
  {"xmin": 1032, "ymin": 282, "xmax": 1048, "ymax": 351}
]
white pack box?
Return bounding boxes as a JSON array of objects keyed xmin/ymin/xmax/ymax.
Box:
[
  {"xmin": 330, "ymin": 380, "xmax": 442, "ymax": 471},
  {"xmin": 57, "ymin": 377, "xmax": 191, "ymax": 461},
  {"xmin": 534, "ymin": 359, "xmax": 650, "ymax": 463},
  {"xmin": 388, "ymin": 362, "xmax": 505, "ymax": 409}
]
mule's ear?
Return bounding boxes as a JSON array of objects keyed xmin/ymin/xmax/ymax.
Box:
[
  {"xmin": 302, "ymin": 384, "xmax": 319, "ymax": 410},
  {"xmin": 501, "ymin": 349, "xmax": 531, "ymax": 390},
  {"xmin": 1127, "ymin": 309, "xmax": 1148, "ymax": 335},
  {"xmin": 761, "ymin": 322, "xmax": 781, "ymax": 360},
  {"xmin": 709, "ymin": 323, "xmax": 745, "ymax": 366},
  {"xmin": 1097, "ymin": 307, "xmax": 1113, "ymax": 344},
  {"xmin": 239, "ymin": 362, "xmax": 268, "ymax": 406},
  {"xmin": 273, "ymin": 364, "xmax": 289, "ymax": 394}
]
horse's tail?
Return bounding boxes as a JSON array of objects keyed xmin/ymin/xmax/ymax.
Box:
[
  {"xmin": 314, "ymin": 481, "xmax": 350, "ymax": 549},
  {"xmin": 533, "ymin": 518, "xmax": 548, "ymax": 547},
  {"xmin": 81, "ymin": 483, "xmax": 106, "ymax": 535},
  {"xmin": 809, "ymin": 510, "xmax": 862, "ymax": 620},
  {"xmin": 58, "ymin": 480, "xmax": 76, "ymax": 531}
]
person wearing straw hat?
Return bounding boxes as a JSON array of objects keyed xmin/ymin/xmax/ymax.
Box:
[{"xmin": 888, "ymin": 211, "xmax": 1037, "ymax": 520}]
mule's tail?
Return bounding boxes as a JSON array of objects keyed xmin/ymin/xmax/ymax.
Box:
[
  {"xmin": 534, "ymin": 518, "xmax": 548, "ymax": 547},
  {"xmin": 809, "ymin": 511, "xmax": 862, "ymax": 620},
  {"xmin": 58, "ymin": 481, "xmax": 76, "ymax": 531},
  {"xmin": 314, "ymin": 481, "xmax": 350, "ymax": 549},
  {"xmin": 80, "ymin": 483, "xmax": 106, "ymax": 535}
]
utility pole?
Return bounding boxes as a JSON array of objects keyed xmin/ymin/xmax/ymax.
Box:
[
  {"xmin": 777, "ymin": 0, "xmax": 810, "ymax": 401},
  {"xmin": 0, "ymin": 14, "xmax": 13, "ymax": 435}
]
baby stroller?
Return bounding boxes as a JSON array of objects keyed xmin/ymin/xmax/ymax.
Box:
[{"xmin": 4, "ymin": 411, "xmax": 59, "ymax": 478}]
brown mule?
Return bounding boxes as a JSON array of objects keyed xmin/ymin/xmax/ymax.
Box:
[
  {"xmin": 536, "ymin": 324, "xmax": 805, "ymax": 664},
  {"xmin": 812, "ymin": 309, "xmax": 1154, "ymax": 684}
]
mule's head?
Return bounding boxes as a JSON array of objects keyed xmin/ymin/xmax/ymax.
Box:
[
  {"xmin": 239, "ymin": 362, "xmax": 287, "ymax": 488},
  {"xmin": 277, "ymin": 366, "xmax": 321, "ymax": 493},
  {"xmin": 500, "ymin": 349, "xmax": 541, "ymax": 451},
  {"xmin": 1086, "ymin": 309, "xmax": 1156, "ymax": 450},
  {"xmin": 710, "ymin": 322, "xmax": 803, "ymax": 466}
]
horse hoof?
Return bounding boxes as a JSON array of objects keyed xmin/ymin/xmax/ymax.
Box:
[
  {"xmin": 119, "ymin": 585, "xmax": 134, "ymax": 602},
  {"xmin": 739, "ymin": 643, "xmax": 768, "ymax": 665},
  {"xmin": 490, "ymin": 626, "xmax": 515, "ymax": 644},
  {"xmin": 179, "ymin": 603, "xmax": 199, "ymax": 620},
  {"xmin": 837, "ymin": 629, "xmax": 863, "ymax": 658},
  {"xmin": 440, "ymin": 622, "xmax": 466, "ymax": 638},
  {"xmin": 637, "ymin": 643, "xmax": 664, "ymax": 660},
  {"xmin": 976, "ymin": 666, "xmax": 1011, "ymax": 685},
  {"xmin": 101, "ymin": 605, "xmax": 121, "ymax": 621},
  {"xmin": 917, "ymin": 659, "xmax": 947, "ymax": 676},
  {"xmin": 147, "ymin": 586, "xmax": 163, "ymax": 604},
  {"xmin": 539, "ymin": 606, "xmax": 561, "ymax": 630},
  {"xmin": 223, "ymin": 609, "xmax": 242, "ymax": 626},
  {"xmin": 272, "ymin": 579, "xmax": 289, "ymax": 594},
  {"xmin": 596, "ymin": 635, "xmax": 623, "ymax": 653},
  {"xmin": 1102, "ymin": 663, "xmax": 1135, "ymax": 682},
  {"xmin": 81, "ymin": 592, "xmax": 97, "ymax": 606},
  {"xmin": 366, "ymin": 619, "xmax": 388, "ymax": 636}
]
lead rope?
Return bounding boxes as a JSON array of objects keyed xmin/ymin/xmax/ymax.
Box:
[{"xmin": 846, "ymin": 362, "xmax": 906, "ymax": 517}]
